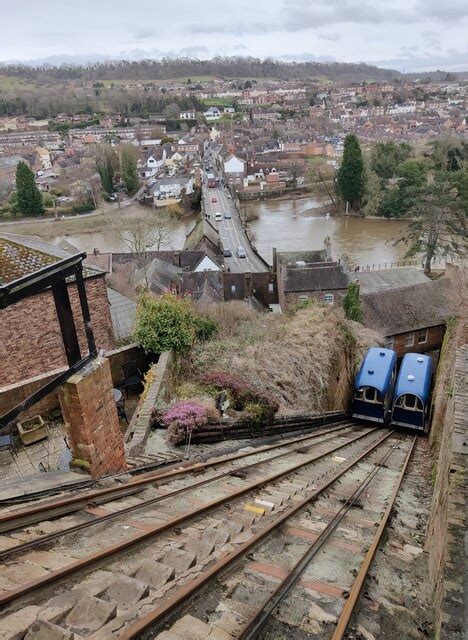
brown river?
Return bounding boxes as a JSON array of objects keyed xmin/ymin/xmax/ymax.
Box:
[
  {"xmin": 52, "ymin": 198, "xmax": 409, "ymax": 268},
  {"xmin": 248, "ymin": 198, "xmax": 409, "ymax": 267}
]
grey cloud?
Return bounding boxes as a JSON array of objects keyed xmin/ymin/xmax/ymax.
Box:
[
  {"xmin": 317, "ymin": 32, "xmax": 341, "ymax": 41},
  {"xmin": 417, "ymin": 0, "xmax": 468, "ymax": 21},
  {"xmin": 134, "ymin": 28, "xmax": 156, "ymax": 40}
]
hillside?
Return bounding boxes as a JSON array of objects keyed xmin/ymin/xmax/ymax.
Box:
[{"xmin": 185, "ymin": 301, "xmax": 382, "ymax": 415}]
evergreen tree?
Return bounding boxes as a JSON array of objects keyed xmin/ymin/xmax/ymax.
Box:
[
  {"xmin": 120, "ymin": 144, "xmax": 140, "ymax": 195},
  {"xmin": 336, "ymin": 134, "xmax": 365, "ymax": 210},
  {"xmin": 15, "ymin": 161, "xmax": 45, "ymax": 216},
  {"xmin": 342, "ymin": 282, "xmax": 363, "ymax": 322},
  {"xmin": 395, "ymin": 172, "xmax": 466, "ymax": 275},
  {"xmin": 95, "ymin": 146, "xmax": 116, "ymax": 196}
]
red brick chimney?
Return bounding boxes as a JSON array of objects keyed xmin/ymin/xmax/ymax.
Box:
[{"xmin": 59, "ymin": 357, "xmax": 127, "ymax": 478}]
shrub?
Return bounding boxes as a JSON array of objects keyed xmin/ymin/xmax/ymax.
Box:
[
  {"xmin": 342, "ymin": 282, "xmax": 363, "ymax": 323},
  {"xmin": 194, "ymin": 315, "xmax": 218, "ymax": 342},
  {"xmin": 135, "ymin": 292, "xmax": 197, "ymax": 355},
  {"xmin": 244, "ymin": 402, "xmax": 270, "ymax": 427},
  {"xmin": 200, "ymin": 370, "xmax": 279, "ymax": 419},
  {"xmin": 163, "ymin": 401, "xmax": 208, "ymax": 445}
]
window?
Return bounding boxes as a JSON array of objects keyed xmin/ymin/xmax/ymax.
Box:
[
  {"xmin": 231, "ymin": 285, "xmax": 236, "ymax": 294},
  {"xmin": 324, "ymin": 293, "xmax": 334, "ymax": 305},
  {"xmin": 418, "ymin": 329, "xmax": 428, "ymax": 344},
  {"xmin": 364, "ymin": 387, "xmax": 380, "ymax": 403},
  {"xmin": 385, "ymin": 337, "xmax": 395, "ymax": 349},
  {"xmin": 268, "ymin": 283, "xmax": 274, "ymax": 293},
  {"xmin": 396, "ymin": 394, "xmax": 423, "ymax": 411},
  {"xmin": 405, "ymin": 332, "xmax": 415, "ymax": 347},
  {"xmin": 355, "ymin": 388, "xmax": 364, "ymax": 400},
  {"xmin": 298, "ymin": 294, "xmax": 309, "ymax": 301}
]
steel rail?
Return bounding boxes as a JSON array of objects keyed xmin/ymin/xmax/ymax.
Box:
[
  {"xmin": 239, "ymin": 437, "xmax": 405, "ymax": 639},
  {"xmin": 331, "ymin": 434, "xmax": 418, "ymax": 640},
  {"xmin": 120, "ymin": 430, "xmax": 395, "ymax": 640},
  {"xmin": 0, "ymin": 423, "xmax": 356, "ymax": 561},
  {"xmin": 0, "ymin": 427, "xmax": 377, "ymax": 608},
  {"xmin": 0, "ymin": 419, "xmax": 350, "ymax": 533}
]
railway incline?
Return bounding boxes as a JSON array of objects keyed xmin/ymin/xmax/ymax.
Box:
[{"xmin": 0, "ymin": 417, "xmax": 419, "ymax": 640}]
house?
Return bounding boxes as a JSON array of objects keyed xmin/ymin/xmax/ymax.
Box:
[
  {"xmin": 223, "ymin": 154, "xmax": 245, "ymax": 184},
  {"xmin": 204, "ymin": 107, "xmax": 221, "ymax": 121},
  {"xmin": 141, "ymin": 147, "xmax": 166, "ymax": 178},
  {"xmin": 0, "ymin": 155, "xmax": 29, "ymax": 186},
  {"xmin": 223, "ymin": 106, "xmax": 235, "ymax": 114},
  {"xmin": 152, "ymin": 176, "xmax": 194, "ymax": 201},
  {"xmin": 275, "ymin": 242, "xmax": 348, "ymax": 311},
  {"xmin": 180, "ymin": 110, "xmax": 196, "ymax": 120},
  {"xmin": 361, "ymin": 277, "xmax": 459, "ymax": 358}
]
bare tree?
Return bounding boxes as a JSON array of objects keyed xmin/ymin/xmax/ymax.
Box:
[{"xmin": 115, "ymin": 209, "xmax": 176, "ymax": 288}]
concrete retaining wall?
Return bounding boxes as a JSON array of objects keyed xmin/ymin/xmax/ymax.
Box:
[{"xmin": 125, "ymin": 351, "xmax": 176, "ymax": 456}]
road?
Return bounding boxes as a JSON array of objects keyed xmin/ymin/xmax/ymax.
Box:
[{"xmin": 202, "ymin": 170, "xmax": 268, "ymax": 273}]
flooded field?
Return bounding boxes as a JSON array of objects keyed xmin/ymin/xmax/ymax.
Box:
[{"xmin": 249, "ymin": 198, "xmax": 409, "ymax": 267}]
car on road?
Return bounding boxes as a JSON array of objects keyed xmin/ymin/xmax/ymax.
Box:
[
  {"xmin": 236, "ymin": 246, "xmax": 246, "ymax": 258},
  {"xmin": 224, "ymin": 212, "xmax": 231, "ymax": 219},
  {"xmin": 227, "ymin": 194, "xmax": 232, "ymax": 199},
  {"xmin": 223, "ymin": 248, "xmax": 232, "ymax": 257},
  {"xmin": 214, "ymin": 212, "xmax": 223, "ymax": 221},
  {"xmin": 211, "ymin": 196, "xmax": 217, "ymax": 203}
]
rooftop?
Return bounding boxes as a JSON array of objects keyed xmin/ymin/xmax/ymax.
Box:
[{"xmin": 0, "ymin": 233, "xmax": 74, "ymax": 286}]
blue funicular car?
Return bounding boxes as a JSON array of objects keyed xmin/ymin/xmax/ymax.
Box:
[
  {"xmin": 391, "ymin": 353, "xmax": 433, "ymax": 432},
  {"xmin": 352, "ymin": 347, "xmax": 397, "ymax": 424}
]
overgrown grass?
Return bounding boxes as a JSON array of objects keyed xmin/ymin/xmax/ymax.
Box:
[{"xmin": 185, "ymin": 301, "xmax": 381, "ymax": 414}]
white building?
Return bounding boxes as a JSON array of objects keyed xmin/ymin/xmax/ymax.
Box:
[
  {"xmin": 223, "ymin": 155, "xmax": 245, "ymax": 184},
  {"xmin": 204, "ymin": 107, "xmax": 221, "ymax": 121},
  {"xmin": 153, "ymin": 176, "xmax": 194, "ymax": 201},
  {"xmin": 180, "ymin": 110, "xmax": 196, "ymax": 120}
]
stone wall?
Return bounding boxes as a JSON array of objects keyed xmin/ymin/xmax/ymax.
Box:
[
  {"xmin": 0, "ymin": 274, "xmax": 114, "ymax": 387},
  {"xmin": 125, "ymin": 351, "xmax": 176, "ymax": 456},
  {"xmin": 0, "ymin": 344, "xmax": 148, "ymax": 421},
  {"xmin": 426, "ymin": 335, "xmax": 466, "ymax": 639}
]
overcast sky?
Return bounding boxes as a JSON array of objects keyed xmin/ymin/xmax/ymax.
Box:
[{"xmin": 2, "ymin": 0, "xmax": 467, "ymax": 71}]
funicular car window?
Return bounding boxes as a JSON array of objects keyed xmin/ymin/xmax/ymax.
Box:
[
  {"xmin": 364, "ymin": 387, "xmax": 380, "ymax": 403},
  {"xmin": 355, "ymin": 388, "xmax": 364, "ymax": 399},
  {"xmin": 396, "ymin": 394, "xmax": 423, "ymax": 411}
]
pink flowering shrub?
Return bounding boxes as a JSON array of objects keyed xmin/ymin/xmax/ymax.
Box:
[
  {"xmin": 162, "ymin": 401, "xmax": 208, "ymax": 445},
  {"xmin": 200, "ymin": 372, "xmax": 246, "ymax": 399}
]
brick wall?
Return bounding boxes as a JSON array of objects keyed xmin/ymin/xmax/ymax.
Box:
[
  {"xmin": 0, "ymin": 344, "xmax": 148, "ymax": 421},
  {"xmin": 282, "ymin": 289, "xmax": 347, "ymax": 312},
  {"xmin": 390, "ymin": 325, "xmax": 445, "ymax": 358},
  {"xmin": 0, "ymin": 275, "xmax": 115, "ymax": 387},
  {"xmin": 59, "ymin": 357, "xmax": 126, "ymax": 477}
]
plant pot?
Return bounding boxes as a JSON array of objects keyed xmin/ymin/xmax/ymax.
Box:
[{"xmin": 17, "ymin": 415, "xmax": 48, "ymax": 446}]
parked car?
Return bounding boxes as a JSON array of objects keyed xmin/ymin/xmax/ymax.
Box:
[
  {"xmin": 224, "ymin": 212, "xmax": 231, "ymax": 219},
  {"xmin": 211, "ymin": 196, "xmax": 217, "ymax": 203},
  {"xmin": 223, "ymin": 248, "xmax": 232, "ymax": 257},
  {"xmin": 214, "ymin": 212, "xmax": 223, "ymax": 221},
  {"xmin": 236, "ymin": 246, "xmax": 246, "ymax": 258}
]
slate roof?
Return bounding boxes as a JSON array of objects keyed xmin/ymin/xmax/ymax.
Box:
[
  {"xmin": 135, "ymin": 257, "xmax": 182, "ymax": 294},
  {"xmin": 107, "ymin": 288, "xmax": 136, "ymax": 342},
  {"xmin": 180, "ymin": 271, "xmax": 224, "ymax": 303},
  {"xmin": 361, "ymin": 278, "xmax": 457, "ymax": 336},
  {"xmin": 283, "ymin": 264, "xmax": 349, "ymax": 293},
  {"xmin": 352, "ymin": 267, "xmax": 430, "ymax": 294},
  {"xmin": 276, "ymin": 249, "xmax": 327, "ymax": 267}
]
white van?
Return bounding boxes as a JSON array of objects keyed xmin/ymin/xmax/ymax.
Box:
[{"xmin": 214, "ymin": 212, "xmax": 223, "ymax": 222}]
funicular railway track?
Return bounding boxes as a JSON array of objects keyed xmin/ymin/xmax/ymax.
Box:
[{"xmin": 0, "ymin": 423, "xmax": 417, "ymax": 640}]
